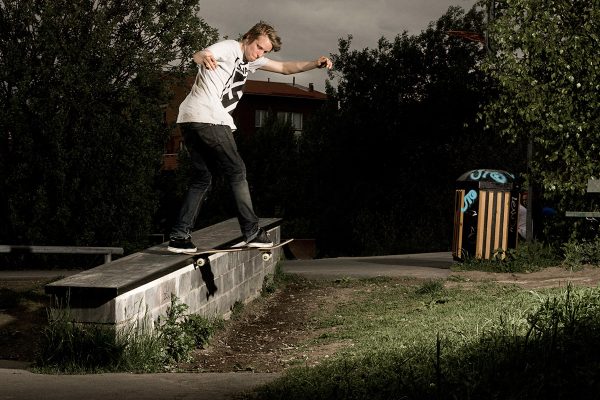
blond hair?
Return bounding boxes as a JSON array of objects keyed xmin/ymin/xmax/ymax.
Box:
[{"xmin": 242, "ymin": 21, "xmax": 282, "ymax": 52}]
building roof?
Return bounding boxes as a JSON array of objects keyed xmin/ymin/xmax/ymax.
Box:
[{"xmin": 243, "ymin": 80, "xmax": 328, "ymax": 100}]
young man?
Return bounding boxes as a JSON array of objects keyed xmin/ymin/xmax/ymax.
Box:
[{"xmin": 168, "ymin": 21, "xmax": 333, "ymax": 254}]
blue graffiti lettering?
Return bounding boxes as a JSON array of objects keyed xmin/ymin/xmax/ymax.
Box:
[
  {"xmin": 489, "ymin": 172, "xmax": 507, "ymax": 184},
  {"xmin": 469, "ymin": 169, "xmax": 514, "ymax": 184},
  {"xmin": 461, "ymin": 190, "xmax": 478, "ymax": 212}
]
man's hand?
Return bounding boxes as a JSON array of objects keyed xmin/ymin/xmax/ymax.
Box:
[
  {"xmin": 316, "ymin": 56, "xmax": 333, "ymax": 70},
  {"xmin": 193, "ymin": 50, "xmax": 218, "ymax": 70}
]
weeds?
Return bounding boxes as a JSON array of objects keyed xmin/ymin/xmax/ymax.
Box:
[
  {"xmin": 36, "ymin": 293, "xmax": 222, "ymax": 372},
  {"xmin": 155, "ymin": 293, "xmax": 223, "ymax": 364},
  {"xmin": 36, "ymin": 307, "xmax": 128, "ymax": 373},
  {"xmin": 562, "ymin": 237, "xmax": 600, "ymax": 268},
  {"xmin": 155, "ymin": 293, "xmax": 197, "ymax": 364},
  {"xmin": 457, "ymin": 240, "xmax": 560, "ymax": 273},
  {"xmin": 230, "ymin": 300, "xmax": 245, "ymax": 320},
  {"xmin": 415, "ymin": 279, "xmax": 445, "ymax": 295},
  {"xmin": 457, "ymin": 238, "xmax": 600, "ymax": 273}
]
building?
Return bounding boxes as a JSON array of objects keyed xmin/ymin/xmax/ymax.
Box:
[
  {"xmin": 234, "ymin": 79, "xmax": 328, "ymax": 137},
  {"xmin": 162, "ymin": 78, "xmax": 328, "ymax": 170}
]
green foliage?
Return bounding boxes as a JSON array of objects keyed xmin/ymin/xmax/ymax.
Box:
[
  {"xmin": 295, "ymin": 5, "xmax": 524, "ymax": 256},
  {"xmin": 415, "ymin": 279, "xmax": 445, "ymax": 295},
  {"xmin": 458, "ymin": 241, "xmax": 560, "ymax": 272},
  {"xmin": 562, "ymin": 237, "xmax": 600, "ymax": 268},
  {"xmin": 37, "ymin": 307, "xmax": 131, "ymax": 372},
  {"xmin": 238, "ymin": 112, "xmax": 308, "ymax": 233},
  {"xmin": 155, "ymin": 293, "xmax": 222, "ymax": 363},
  {"xmin": 0, "ymin": 0, "xmax": 217, "ymax": 250},
  {"xmin": 481, "ymin": 0, "xmax": 600, "ymax": 212},
  {"xmin": 36, "ymin": 294, "xmax": 221, "ymax": 372},
  {"xmin": 261, "ymin": 262, "xmax": 288, "ymax": 295},
  {"xmin": 155, "ymin": 293, "xmax": 196, "ymax": 363},
  {"xmin": 184, "ymin": 312, "xmax": 224, "ymax": 349},
  {"xmin": 230, "ymin": 300, "xmax": 245, "ymax": 320}
]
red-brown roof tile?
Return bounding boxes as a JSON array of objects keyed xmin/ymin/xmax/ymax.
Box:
[{"xmin": 244, "ymin": 80, "xmax": 328, "ymax": 100}]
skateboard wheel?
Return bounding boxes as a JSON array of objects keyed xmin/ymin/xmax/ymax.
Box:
[
  {"xmin": 195, "ymin": 258, "xmax": 206, "ymax": 267},
  {"xmin": 262, "ymin": 253, "xmax": 271, "ymax": 261}
]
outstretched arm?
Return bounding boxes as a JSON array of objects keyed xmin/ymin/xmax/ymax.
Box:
[{"xmin": 259, "ymin": 56, "xmax": 333, "ymax": 75}]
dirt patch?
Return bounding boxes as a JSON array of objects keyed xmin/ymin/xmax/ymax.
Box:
[
  {"xmin": 0, "ymin": 279, "xmax": 50, "ymax": 362},
  {"xmin": 180, "ymin": 281, "xmax": 357, "ymax": 373},
  {"xmin": 2, "ymin": 266, "xmax": 600, "ymax": 370}
]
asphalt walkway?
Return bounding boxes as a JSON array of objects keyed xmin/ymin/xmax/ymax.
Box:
[{"xmin": 0, "ymin": 252, "xmax": 454, "ymax": 400}]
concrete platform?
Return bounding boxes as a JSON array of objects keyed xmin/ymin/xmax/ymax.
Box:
[{"xmin": 43, "ymin": 219, "xmax": 284, "ymax": 329}]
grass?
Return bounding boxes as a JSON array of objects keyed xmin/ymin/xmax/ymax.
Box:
[
  {"xmin": 34, "ymin": 294, "xmax": 223, "ymax": 373},
  {"xmin": 246, "ymin": 278, "xmax": 600, "ymax": 400}
]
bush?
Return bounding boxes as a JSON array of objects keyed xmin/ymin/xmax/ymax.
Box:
[
  {"xmin": 156, "ymin": 293, "xmax": 223, "ymax": 364},
  {"xmin": 562, "ymin": 237, "xmax": 600, "ymax": 268},
  {"xmin": 36, "ymin": 294, "xmax": 221, "ymax": 372},
  {"xmin": 458, "ymin": 241, "xmax": 560, "ymax": 273}
]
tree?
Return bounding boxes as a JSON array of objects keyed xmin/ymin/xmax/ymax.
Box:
[
  {"xmin": 298, "ymin": 5, "xmax": 523, "ymax": 256},
  {"xmin": 481, "ymin": 0, "xmax": 599, "ymax": 213},
  {"xmin": 0, "ymin": 0, "xmax": 217, "ymax": 250},
  {"xmin": 238, "ymin": 112, "xmax": 300, "ymax": 220}
]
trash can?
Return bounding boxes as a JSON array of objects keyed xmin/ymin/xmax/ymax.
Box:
[{"xmin": 452, "ymin": 169, "xmax": 520, "ymax": 261}]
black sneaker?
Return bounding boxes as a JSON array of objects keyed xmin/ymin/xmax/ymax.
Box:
[
  {"xmin": 167, "ymin": 238, "xmax": 198, "ymax": 254},
  {"xmin": 246, "ymin": 229, "xmax": 274, "ymax": 248}
]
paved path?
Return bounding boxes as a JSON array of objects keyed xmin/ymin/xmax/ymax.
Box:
[
  {"xmin": 283, "ymin": 252, "xmax": 453, "ymax": 280},
  {"xmin": 0, "ymin": 367, "xmax": 277, "ymax": 400},
  {"xmin": 0, "ymin": 252, "xmax": 453, "ymax": 400}
]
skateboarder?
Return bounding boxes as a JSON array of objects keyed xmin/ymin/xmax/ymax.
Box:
[{"xmin": 168, "ymin": 21, "xmax": 333, "ymax": 254}]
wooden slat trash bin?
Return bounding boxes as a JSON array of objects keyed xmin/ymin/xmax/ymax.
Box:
[{"xmin": 452, "ymin": 169, "xmax": 521, "ymax": 261}]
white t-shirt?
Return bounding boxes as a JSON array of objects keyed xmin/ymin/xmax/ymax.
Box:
[{"xmin": 177, "ymin": 40, "xmax": 269, "ymax": 129}]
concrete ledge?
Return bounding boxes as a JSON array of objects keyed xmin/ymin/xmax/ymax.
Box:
[
  {"xmin": 45, "ymin": 218, "xmax": 283, "ymax": 329},
  {"xmin": 0, "ymin": 246, "xmax": 123, "ymax": 264}
]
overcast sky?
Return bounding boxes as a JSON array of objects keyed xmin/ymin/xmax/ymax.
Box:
[{"xmin": 198, "ymin": 0, "xmax": 477, "ymax": 91}]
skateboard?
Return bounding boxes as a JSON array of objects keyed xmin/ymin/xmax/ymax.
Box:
[{"xmin": 191, "ymin": 239, "xmax": 294, "ymax": 267}]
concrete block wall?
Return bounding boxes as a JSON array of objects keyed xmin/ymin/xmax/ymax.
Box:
[{"xmin": 56, "ymin": 226, "xmax": 282, "ymax": 330}]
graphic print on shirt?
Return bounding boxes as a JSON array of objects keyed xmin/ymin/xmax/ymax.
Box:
[{"xmin": 221, "ymin": 59, "xmax": 249, "ymax": 114}]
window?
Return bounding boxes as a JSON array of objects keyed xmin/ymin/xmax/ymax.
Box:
[
  {"xmin": 255, "ymin": 109, "xmax": 269, "ymax": 127},
  {"xmin": 256, "ymin": 110, "xmax": 303, "ymax": 135},
  {"xmin": 277, "ymin": 111, "xmax": 303, "ymax": 134}
]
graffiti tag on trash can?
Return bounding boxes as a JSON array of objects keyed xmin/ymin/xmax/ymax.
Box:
[
  {"xmin": 469, "ymin": 169, "xmax": 513, "ymax": 184},
  {"xmin": 461, "ymin": 190, "xmax": 478, "ymax": 212}
]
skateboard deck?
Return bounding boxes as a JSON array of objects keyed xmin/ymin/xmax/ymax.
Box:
[{"xmin": 191, "ymin": 238, "xmax": 293, "ymax": 266}]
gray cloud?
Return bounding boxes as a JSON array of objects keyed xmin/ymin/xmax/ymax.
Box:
[{"xmin": 198, "ymin": 0, "xmax": 477, "ymax": 91}]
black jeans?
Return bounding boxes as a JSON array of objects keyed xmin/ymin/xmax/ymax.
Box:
[{"xmin": 170, "ymin": 123, "xmax": 259, "ymax": 241}]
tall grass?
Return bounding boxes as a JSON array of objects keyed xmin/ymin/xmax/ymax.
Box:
[
  {"xmin": 35, "ymin": 294, "xmax": 221, "ymax": 373},
  {"xmin": 562, "ymin": 237, "xmax": 600, "ymax": 268},
  {"xmin": 457, "ymin": 240, "xmax": 561, "ymax": 273},
  {"xmin": 247, "ymin": 280, "xmax": 600, "ymax": 400}
]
